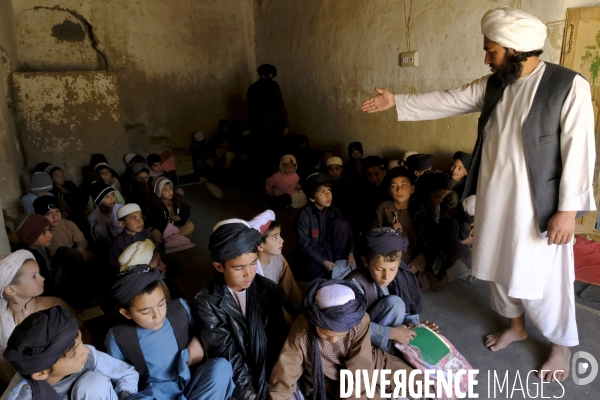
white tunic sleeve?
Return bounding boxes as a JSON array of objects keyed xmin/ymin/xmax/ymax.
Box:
[
  {"xmin": 395, "ymin": 75, "xmax": 490, "ymax": 121},
  {"xmin": 558, "ymin": 75, "xmax": 596, "ymax": 211}
]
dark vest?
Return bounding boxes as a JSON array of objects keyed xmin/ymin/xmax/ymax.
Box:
[
  {"xmin": 462, "ymin": 62, "xmax": 580, "ymax": 232},
  {"xmin": 113, "ymin": 300, "xmax": 189, "ymax": 390}
]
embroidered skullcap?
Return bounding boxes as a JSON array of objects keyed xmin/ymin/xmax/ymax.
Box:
[
  {"xmin": 33, "ymin": 196, "xmax": 61, "ymax": 216},
  {"xmin": 117, "ymin": 203, "xmax": 141, "ymax": 220},
  {"xmin": 248, "ymin": 210, "xmax": 276, "ymax": 235},
  {"xmin": 481, "ymin": 7, "xmax": 547, "ymax": 52},
  {"xmin": 118, "ymin": 239, "xmax": 155, "ymax": 272},
  {"xmin": 326, "ymin": 157, "xmax": 343, "ymax": 167},
  {"xmin": 315, "ymin": 283, "xmax": 355, "ymax": 309}
]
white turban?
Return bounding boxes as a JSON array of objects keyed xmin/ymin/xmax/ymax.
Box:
[
  {"xmin": 118, "ymin": 239, "xmax": 156, "ymax": 272},
  {"xmin": 481, "ymin": 7, "xmax": 547, "ymax": 52},
  {"xmin": 463, "ymin": 195, "xmax": 476, "ymax": 217},
  {"xmin": 248, "ymin": 210, "xmax": 276, "ymax": 235},
  {"xmin": 0, "ymin": 250, "xmax": 36, "ymax": 352}
]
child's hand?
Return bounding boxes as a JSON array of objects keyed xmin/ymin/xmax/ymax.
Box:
[
  {"xmin": 390, "ymin": 325, "xmax": 416, "ymax": 345},
  {"xmin": 323, "ymin": 260, "xmax": 337, "ymax": 271},
  {"xmin": 347, "ymin": 253, "xmax": 356, "ymax": 268},
  {"xmin": 409, "ymin": 264, "xmax": 418, "ymax": 274},
  {"xmin": 170, "ymin": 215, "xmax": 181, "ymax": 222},
  {"xmin": 421, "ymin": 320, "xmax": 439, "ymax": 333},
  {"xmin": 391, "ymin": 215, "xmax": 402, "ymax": 232},
  {"xmin": 186, "ymin": 337, "xmax": 204, "ymax": 366}
]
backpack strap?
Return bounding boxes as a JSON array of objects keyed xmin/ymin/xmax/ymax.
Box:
[
  {"xmin": 166, "ymin": 299, "xmax": 190, "ymax": 351},
  {"xmin": 113, "ymin": 323, "xmax": 150, "ymax": 391}
]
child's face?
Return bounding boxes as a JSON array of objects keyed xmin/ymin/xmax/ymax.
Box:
[
  {"xmin": 259, "ymin": 227, "xmax": 284, "ymax": 256},
  {"xmin": 388, "ymin": 176, "xmax": 414, "ymax": 204},
  {"xmin": 44, "ymin": 209, "xmax": 62, "ymax": 228},
  {"xmin": 100, "ymin": 192, "xmax": 117, "ymax": 209},
  {"xmin": 120, "ymin": 284, "xmax": 167, "ymax": 331},
  {"xmin": 50, "ymin": 169, "xmax": 65, "ymax": 186},
  {"xmin": 429, "ymin": 189, "xmax": 448, "ymax": 207},
  {"xmin": 6, "ymin": 260, "xmax": 45, "ymax": 298},
  {"xmin": 322, "ymin": 151, "xmax": 333, "ymax": 165},
  {"xmin": 414, "ymin": 168, "xmax": 431, "ymax": 179},
  {"xmin": 150, "ymin": 162, "xmax": 163, "ymax": 174},
  {"xmin": 366, "ymin": 167, "xmax": 386, "ymax": 187},
  {"xmin": 368, "ymin": 256, "xmax": 400, "ymax": 287},
  {"xmin": 450, "ymin": 159, "xmax": 467, "ymax": 181},
  {"xmin": 310, "ymin": 185, "xmax": 332, "ymax": 209},
  {"xmin": 39, "ymin": 331, "xmax": 89, "ymax": 380},
  {"xmin": 32, "ymin": 226, "xmax": 53, "ymax": 248},
  {"xmin": 351, "ymin": 150, "xmax": 362, "ymax": 161},
  {"xmin": 161, "ymin": 183, "xmax": 173, "ymax": 200},
  {"xmin": 214, "ymin": 252, "xmax": 258, "ymax": 292},
  {"xmin": 135, "ymin": 172, "xmax": 149, "ymax": 184},
  {"xmin": 99, "ymin": 168, "xmax": 113, "ymax": 185},
  {"xmin": 119, "ymin": 211, "xmax": 144, "ymax": 233},
  {"xmin": 316, "ymin": 326, "xmax": 348, "ymax": 344},
  {"xmin": 327, "ymin": 164, "xmax": 343, "ymax": 181},
  {"xmin": 283, "ymin": 162, "xmax": 295, "ymax": 175}
]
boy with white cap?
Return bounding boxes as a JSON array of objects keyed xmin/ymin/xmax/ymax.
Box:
[
  {"xmin": 362, "ymin": 6, "xmax": 595, "ymax": 381},
  {"xmin": 269, "ymin": 280, "xmax": 419, "ymax": 399},
  {"xmin": 109, "ymin": 204, "xmax": 159, "ymax": 270}
]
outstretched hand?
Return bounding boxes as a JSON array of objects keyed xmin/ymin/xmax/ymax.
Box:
[{"xmin": 361, "ymin": 87, "xmax": 396, "ymax": 113}]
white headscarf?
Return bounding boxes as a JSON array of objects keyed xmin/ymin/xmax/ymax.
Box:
[
  {"xmin": 118, "ymin": 239, "xmax": 156, "ymax": 272},
  {"xmin": 481, "ymin": 7, "xmax": 546, "ymax": 52},
  {"xmin": 0, "ymin": 250, "xmax": 36, "ymax": 353}
]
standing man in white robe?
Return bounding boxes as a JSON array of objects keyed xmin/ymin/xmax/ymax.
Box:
[{"xmin": 361, "ymin": 7, "xmax": 596, "ymax": 382}]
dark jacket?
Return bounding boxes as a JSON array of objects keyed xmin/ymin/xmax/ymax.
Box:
[
  {"xmin": 146, "ymin": 194, "xmax": 191, "ymax": 233},
  {"xmin": 194, "ymin": 274, "xmax": 287, "ymax": 400},
  {"xmin": 293, "ymin": 203, "xmax": 354, "ymax": 281}
]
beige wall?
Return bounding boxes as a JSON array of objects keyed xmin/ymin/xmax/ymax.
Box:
[
  {"xmin": 12, "ymin": 0, "xmax": 257, "ymax": 149},
  {"xmin": 254, "ymin": 0, "xmax": 600, "ymax": 168},
  {"xmin": 0, "ymin": 0, "xmax": 24, "ymax": 215}
]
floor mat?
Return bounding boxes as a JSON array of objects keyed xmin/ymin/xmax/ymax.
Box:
[
  {"xmin": 573, "ymin": 236, "xmax": 600, "ymax": 286},
  {"xmin": 580, "ymin": 284, "xmax": 600, "ymax": 303}
]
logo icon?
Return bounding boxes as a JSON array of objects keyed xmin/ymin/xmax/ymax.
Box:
[{"xmin": 572, "ymin": 351, "xmax": 598, "ymax": 386}]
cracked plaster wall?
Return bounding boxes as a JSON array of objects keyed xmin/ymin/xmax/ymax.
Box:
[
  {"xmin": 12, "ymin": 0, "xmax": 257, "ymax": 150},
  {"xmin": 254, "ymin": 0, "xmax": 600, "ymax": 167}
]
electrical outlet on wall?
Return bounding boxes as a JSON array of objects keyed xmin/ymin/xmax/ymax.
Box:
[{"xmin": 400, "ymin": 51, "xmax": 419, "ymax": 67}]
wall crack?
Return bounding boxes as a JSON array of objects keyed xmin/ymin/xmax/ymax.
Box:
[{"xmin": 32, "ymin": 6, "xmax": 110, "ymax": 71}]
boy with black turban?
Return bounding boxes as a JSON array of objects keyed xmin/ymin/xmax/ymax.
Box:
[
  {"xmin": 2, "ymin": 306, "xmax": 138, "ymax": 400},
  {"xmin": 105, "ymin": 264, "xmax": 234, "ymax": 400},
  {"xmin": 195, "ymin": 219, "xmax": 287, "ymax": 400},
  {"xmin": 268, "ymin": 280, "xmax": 420, "ymax": 400}
]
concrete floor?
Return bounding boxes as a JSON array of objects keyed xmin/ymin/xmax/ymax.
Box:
[{"xmin": 168, "ymin": 182, "xmax": 600, "ymax": 399}]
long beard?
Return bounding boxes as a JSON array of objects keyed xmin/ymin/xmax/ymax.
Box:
[{"xmin": 493, "ymin": 53, "xmax": 523, "ymax": 87}]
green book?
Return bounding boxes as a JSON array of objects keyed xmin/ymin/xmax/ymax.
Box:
[{"xmin": 410, "ymin": 326, "xmax": 450, "ymax": 365}]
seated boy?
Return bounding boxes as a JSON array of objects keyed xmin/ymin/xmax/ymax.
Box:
[
  {"xmin": 326, "ymin": 156, "xmax": 356, "ymax": 222},
  {"xmin": 346, "ymin": 228, "xmax": 437, "ymax": 354},
  {"xmin": 360, "ymin": 156, "xmax": 389, "ymax": 227},
  {"xmin": 268, "ymin": 280, "xmax": 420, "ymax": 399},
  {"xmin": 443, "ymin": 151, "xmax": 472, "ymax": 211},
  {"xmin": 343, "ymin": 141, "xmax": 363, "ymax": 186},
  {"xmin": 33, "ymin": 196, "xmax": 91, "ymax": 261},
  {"xmin": 121, "ymin": 153, "xmax": 146, "ymax": 194},
  {"xmin": 105, "ymin": 264, "xmax": 234, "ymax": 400},
  {"xmin": 405, "ymin": 153, "xmax": 434, "ymax": 179},
  {"xmin": 109, "ymin": 204, "xmax": 158, "ymax": 270},
  {"xmin": 2, "ymin": 306, "xmax": 138, "ymax": 400},
  {"xmin": 147, "ymin": 153, "xmax": 184, "ymax": 197},
  {"xmin": 87, "ymin": 181, "xmax": 123, "ymax": 253},
  {"xmin": 14, "ymin": 214, "xmax": 86, "ymax": 304},
  {"xmin": 248, "ymin": 210, "xmax": 302, "ymax": 322},
  {"xmin": 92, "ymin": 161, "xmax": 126, "ymax": 203},
  {"xmin": 20, "ymin": 173, "xmax": 54, "ymax": 214},
  {"xmin": 293, "ymin": 173, "xmax": 354, "ymax": 283},
  {"xmin": 194, "ymin": 219, "xmax": 287, "ymax": 400},
  {"xmin": 0, "ymin": 251, "xmax": 91, "ymax": 384},
  {"xmin": 147, "ymin": 178, "xmax": 193, "ymax": 242},
  {"xmin": 44, "ymin": 165, "xmax": 84, "ymax": 221}
]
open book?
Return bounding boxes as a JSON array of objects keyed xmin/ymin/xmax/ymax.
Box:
[{"xmin": 409, "ymin": 325, "xmax": 450, "ymax": 365}]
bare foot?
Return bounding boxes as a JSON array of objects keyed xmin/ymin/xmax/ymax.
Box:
[
  {"xmin": 538, "ymin": 344, "xmax": 571, "ymax": 382},
  {"xmin": 485, "ymin": 326, "xmax": 528, "ymax": 351}
]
